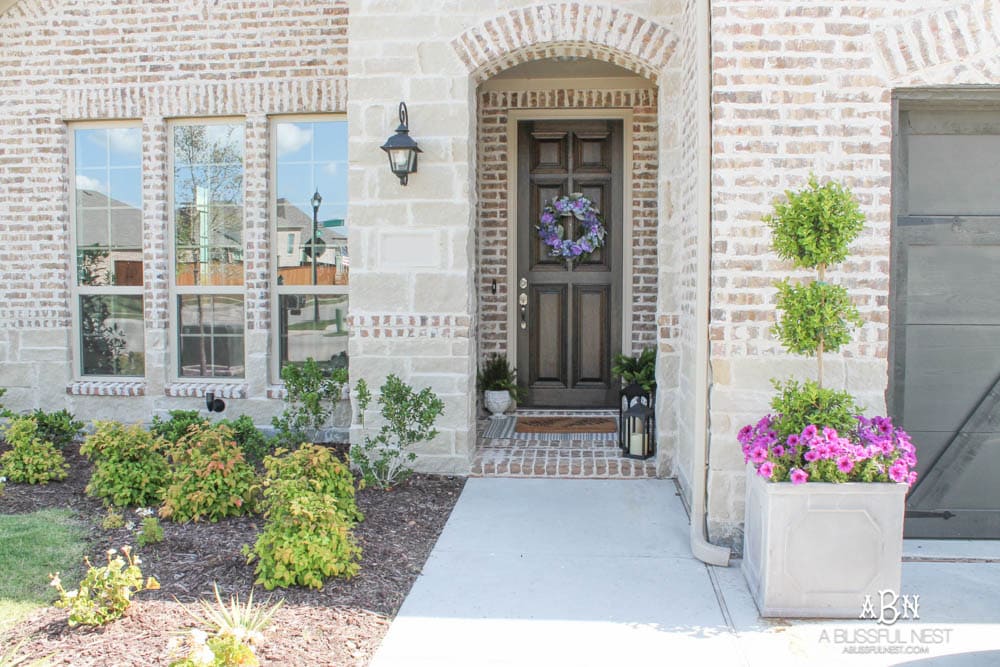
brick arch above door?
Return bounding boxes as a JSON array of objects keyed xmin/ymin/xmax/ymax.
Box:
[{"xmin": 450, "ymin": 3, "xmax": 678, "ymax": 84}]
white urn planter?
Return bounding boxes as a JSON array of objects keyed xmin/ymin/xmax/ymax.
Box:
[
  {"xmin": 742, "ymin": 465, "xmax": 908, "ymax": 618},
  {"xmin": 483, "ymin": 390, "xmax": 512, "ymax": 419}
]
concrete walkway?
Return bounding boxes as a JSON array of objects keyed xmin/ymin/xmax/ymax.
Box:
[{"xmin": 371, "ymin": 478, "xmax": 1000, "ymax": 667}]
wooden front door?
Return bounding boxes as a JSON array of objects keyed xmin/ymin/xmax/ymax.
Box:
[{"xmin": 515, "ymin": 119, "xmax": 623, "ymax": 408}]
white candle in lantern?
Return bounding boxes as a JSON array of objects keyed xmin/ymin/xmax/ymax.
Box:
[{"xmin": 629, "ymin": 419, "xmax": 645, "ymax": 457}]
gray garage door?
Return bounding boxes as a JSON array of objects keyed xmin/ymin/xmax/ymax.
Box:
[{"xmin": 892, "ymin": 109, "xmax": 1000, "ymax": 539}]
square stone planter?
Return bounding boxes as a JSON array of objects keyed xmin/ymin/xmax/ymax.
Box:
[{"xmin": 742, "ymin": 465, "xmax": 908, "ymax": 618}]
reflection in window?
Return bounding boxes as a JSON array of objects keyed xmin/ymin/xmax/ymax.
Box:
[
  {"xmin": 80, "ymin": 295, "xmax": 145, "ymax": 376},
  {"xmin": 75, "ymin": 127, "xmax": 143, "ymax": 287},
  {"xmin": 278, "ymin": 295, "xmax": 348, "ymax": 372},
  {"xmin": 73, "ymin": 125, "xmax": 145, "ymax": 378},
  {"xmin": 274, "ymin": 120, "xmax": 348, "ymax": 287},
  {"xmin": 273, "ymin": 118, "xmax": 349, "ymax": 378},
  {"xmin": 177, "ymin": 295, "xmax": 245, "ymax": 378},
  {"xmin": 173, "ymin": 124, "xmax": 244, "ymax": 287}
]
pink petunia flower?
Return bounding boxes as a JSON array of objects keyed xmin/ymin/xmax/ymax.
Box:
[
  {"xmin": 758, "ymin": 461, "xmax": 775, "ymax": 479},
  {"xmin": 790, "ymin": 468, "xmax": 809, "ymax": 485},
  {"xmin": 837, "ymin": 456, "xmax": 854, "ymax": 474},
  {"xmin": 889, "ymin": 461, "xmax": 908, "ymax": 483}
]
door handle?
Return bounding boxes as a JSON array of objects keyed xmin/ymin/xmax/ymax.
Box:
[{"xmin": 519, "ymin": 292, "xmax": 528, "ymax": 329}]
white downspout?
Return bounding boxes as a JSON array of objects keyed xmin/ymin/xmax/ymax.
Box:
[{"xmin": 690, "ymin": 0, "xmax": 730, "ymax": 568}]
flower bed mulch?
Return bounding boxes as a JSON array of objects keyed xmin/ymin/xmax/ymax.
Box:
[{"xmin": 0, "ymin": 445, "xmax": 465, "ymax": 666}]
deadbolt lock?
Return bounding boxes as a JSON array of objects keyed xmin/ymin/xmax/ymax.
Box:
[{"xmin": 519, "ymin": 277, "xmax": 527, "ymax": 289}]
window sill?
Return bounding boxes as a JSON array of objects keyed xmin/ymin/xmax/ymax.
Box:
[
  {"xmin": 67, "ymin": 380, "xmax": 146, "ymax": 397},
  {"xmin": 164, "ymin": 382, "xmax": 248, "ymax": 399},
  {"xmin": 266, "ymin": 384, "xmax": 350, "ymax": 401}
]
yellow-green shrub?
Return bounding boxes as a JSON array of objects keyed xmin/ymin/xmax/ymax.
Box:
[
  {"xmin": 159, "ymin": 424, "xmax": 258, "ymax": 523},
  {"xmin": 244, "ymin": 444, "xmax": 362, "ymax": 590},
  {"xmin": 0, "ymin": 417, "xmax": 68, "ymax": 484}
]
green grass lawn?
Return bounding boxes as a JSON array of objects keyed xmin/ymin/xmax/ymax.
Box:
[{"xmin": 0, "ymin": 509, "xmax": 88, "ymax": 634}]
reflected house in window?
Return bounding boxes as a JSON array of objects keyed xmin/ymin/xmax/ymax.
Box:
[
  {"xmin": 76, "ymin": 189, "xmax": 143, "ymax": 286},
  {"xmin": 174, "ymin": 186, "xmax": 245, "ymax": 287},
  {"xmin": 275, "ymin": 197, "xmax": 349, "ymax": 286}
]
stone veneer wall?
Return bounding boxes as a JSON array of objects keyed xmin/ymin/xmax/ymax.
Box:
[
  {"xmin": 706, "ymin": 0, "xmax": 1000, "ymax": 548},
  {"xmin": 476, "ymin": 87, "xmax": 660, "ymax": 358},
  {"xmin": 0, "ymin": 0, "xmax": 348, "ymax": 425}
]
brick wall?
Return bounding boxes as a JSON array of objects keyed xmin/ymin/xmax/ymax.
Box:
[
  {"xmin": 476, "ymin": 87, "xmax": 660, "ymax": 358},
  {"xmin": 706, "ymin": 0, "xmax": 1000, "ymax": 548}
]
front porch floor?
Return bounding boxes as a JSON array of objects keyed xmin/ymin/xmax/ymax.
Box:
[{"xmin": 471, "ymin": 409, "xmax": 658, "ymax": 479}]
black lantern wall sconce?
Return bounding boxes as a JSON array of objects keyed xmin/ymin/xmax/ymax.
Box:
[
  {"xmin": 380, "ymin": 101, "xmax": 422, "ymax": 186},
  {"xmin": 619, "ymin": 381, "xmax": 655, "ymax": 460}
]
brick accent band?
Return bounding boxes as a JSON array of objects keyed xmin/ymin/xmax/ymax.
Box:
[
  {"xmin": 164, "ymin": 383, "xmax": 248, "ymax": 399},
  {"xmin": 66, "ymin": 381, "xmax": 146, "ymax": 397},
  {"xmin": 349, "ymin": 314, "xmax": 471, "ymax": 339}
]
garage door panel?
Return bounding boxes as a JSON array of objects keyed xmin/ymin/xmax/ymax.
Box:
[
  {"xmin": 896, "ymin": 108, "xmax": 1000, "ymax": 538},
  {"xmin": 905, "ymin": 244, "xmax": 1000, "ymax": 325},
  {"xmin": 934, "ymin": 437, "xmax": 1000, "ymax": 510},
  {"xmin": 906, "ymin": 133, "xmax": 1000, "ymax": 215},
  {"xmin": 902, "ymin": 325, "xmax": 1000, "ymax": 433}
]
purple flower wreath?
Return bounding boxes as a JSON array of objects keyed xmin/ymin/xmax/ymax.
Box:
[{"xmin": 537, "ymin": 193, "xmax": 606, "ymax": 261}]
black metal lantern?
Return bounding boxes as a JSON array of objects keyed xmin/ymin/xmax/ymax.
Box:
[
  {"xmin": 619, "ymin": 381, "xmax": 655, "ymax": 459},
  {"xmin": 380, "ymin": 101, "xmax": 421, "ymax": 185}
]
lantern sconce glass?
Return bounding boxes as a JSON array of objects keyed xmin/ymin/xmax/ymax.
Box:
[{"xmin": 380, "ymin": 101, "xmax": 422, "ymax": 186}]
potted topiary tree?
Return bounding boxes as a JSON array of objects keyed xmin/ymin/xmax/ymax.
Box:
[
  {"xmin": 476, "ymin": 353, "xmax": 524, "ymax": 419},
  {"xmin": 740, "ymin": 176, "xmax": 918, "ymax": 618}
]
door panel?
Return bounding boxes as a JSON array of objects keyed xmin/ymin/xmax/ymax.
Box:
[
  {"xmin": 573, "ymin": 285, "xmax": 610, "ymax": 386},
  {"xmin": 892, "ymin": 216, "xmax": 1000, "ymax": 538},
  {"xmin": 516, "ymin": 119, "xmax": 623, "ymax": 408},
  {"xmin": 530, "ymin": 285, "xmax": 567, "ymax": 386}
]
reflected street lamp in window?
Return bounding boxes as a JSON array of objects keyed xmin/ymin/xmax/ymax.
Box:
[{"xmin": 311, "ymin": 190, "xmax": 322, "ymax": 321}]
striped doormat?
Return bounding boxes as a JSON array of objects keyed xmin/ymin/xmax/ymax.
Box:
[{"xmin": 483, "ymin": 415, "xmax": 619, "ymax": 441}]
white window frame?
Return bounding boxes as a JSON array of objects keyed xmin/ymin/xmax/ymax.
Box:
[
  {"xmin": 167, "ymin": 117, "xmax": 248, "ymax": 382},
  {"xmin": 68, "ymin": 120, "xmax": 146, "ymax": 380},
  {"xmin": 268, "ymin": 113, "xmax": 349, "ymax": 385}
]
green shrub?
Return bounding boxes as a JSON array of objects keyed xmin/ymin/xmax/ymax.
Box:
[
  {"xmin": 159, "ymin": 424, "xmax": 258, "ymax": 523},
  {"xmin": 245, "ymin": 491, "xmax": 360, "ymax": 590},
  {"xmin": 27, "ymin": 409, "xmax": 83, "ymax": 451},
  {"xmin": 217, "ymin": 415, "xmax": 269, "ymax": 465},
  {"xmin": 136, "ymin": 516, "xmax": 164, "ymax": 546},
  {"xmin": 263, "ymin": 444, "xmax": 362, "ymax": 523},
  {"xmin": 351, "ymin": 375, "xmax": 443, "ymax": 489},
  {"xmin": 271, "ymin": 359, "xmax": 348, "ymax": 444},
  {"xmin": 50, "ymin": 546, "xmax": 159, "ymax": 627},
  {"xmin": 245, "ymin": 443, "xmax": 363, "ymax": 590},
  {"xmin": 151, "ymin": 410, "xmax": 210, "ymax": 444},
  {"xmin": 0, "ymin": 417, "xmax": 68, "ymax": 484},
  {"xmin": 81, "ymin": 421, "xmax": 170, "ymax": 508},
  {"xmin": 769, "ymin": 378, "xmax": 861, "ymax": 440}
]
